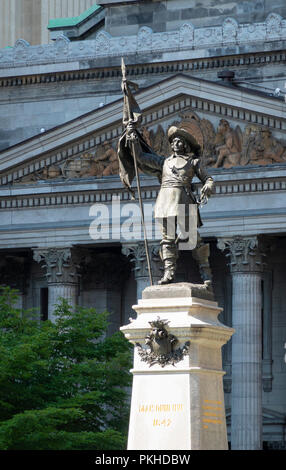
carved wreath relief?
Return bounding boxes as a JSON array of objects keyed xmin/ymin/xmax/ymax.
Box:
[{"xmin": 136, "ymin": 317, "xmax": 190, "ymax": 368}]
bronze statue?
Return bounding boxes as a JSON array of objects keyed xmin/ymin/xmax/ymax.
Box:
[{"xmin": 118, "ymin": 59, "xmax": 214, "ymax": 285}]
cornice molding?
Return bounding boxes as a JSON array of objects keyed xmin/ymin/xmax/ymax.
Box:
[
  {"xmin": 0, "ymin": 13, "xmax": 285, "ymax": 73},
  {"xmin": 0, "ymin": 168, "xmax": 286, "ymax": 210},
  {"xmin": 0, "ymin": 49, "xmax": 285, "ymax": 87}
]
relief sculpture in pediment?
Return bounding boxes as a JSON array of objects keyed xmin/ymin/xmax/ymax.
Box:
[
  {"xmin": 240, "ymin": 125, "xmax": 286, "ymax": 166},
  {"xmin": 62, "ymin": 142, "xmax": 119, "ymax": 179},
  {"xmin": 174, "ymin": 115, "xmax": 286, "ymax": 169},
  {"xmin": 212, "ymin": 119, "xmax": 243, "ymax": 168},
  {"xmin": 212, "ymin": 121, "xmax": 286, "ymax": 168},
  {"xmin": 12, "ymin": 113, "xmax": 286, "ymax": 184},
  {"xmin": 15, "ymin": 140, "xmax": 120, "ymax": 183},
  {"xmin": 143, "ymin": 124, "xmax": 172, "ymax": 157}
]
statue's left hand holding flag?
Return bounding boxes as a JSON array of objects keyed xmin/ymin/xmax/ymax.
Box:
[{"xmin": 117, "ymin": 58, "xmax": 143, "ymax": 200}]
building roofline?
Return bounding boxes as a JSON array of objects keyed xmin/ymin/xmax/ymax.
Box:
[{"xmin": 48, "ymin": 3, "xmax": 103, "ymax": 30}]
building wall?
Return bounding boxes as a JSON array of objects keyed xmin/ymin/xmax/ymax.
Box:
[
  {"xmin": 0, "ymin": 0, "xmax": 96, "ymax": 48},
  {"xmin": 104, "ymin": 0, "xmax": 286, "ymax": 36},
  {"xmin": 1, "ymin": 1, "xmax": 286, "ymax": 150},
  {"xmin": 266, "ymin": 238, "xmax": 286, "ymax": 413},
  {"xmin": 3, "ymin": 0, "xmax": 286, "ymax": 48}
]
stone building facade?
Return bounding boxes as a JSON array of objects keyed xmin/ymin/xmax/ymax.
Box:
[
  {"xmin": 0, "ymin": 0, "xmax": 286, "ymax": 450},
  {"xmin": 0, "ymin": 0, "xmax": 98, "ymax": 48}
]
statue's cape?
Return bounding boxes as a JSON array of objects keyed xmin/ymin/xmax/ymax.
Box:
[{"xmin": 117, "ymin": 130, "xmax": 162, "ymax": 200}]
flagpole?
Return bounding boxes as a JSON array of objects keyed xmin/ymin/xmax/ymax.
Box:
[
  {"xmin": 121, "ymin": 58, "xmax": 153, "ymax": 286},
  {"xmin": 131, "ymin": 141, "xmax": 154, "ymax": 286}
]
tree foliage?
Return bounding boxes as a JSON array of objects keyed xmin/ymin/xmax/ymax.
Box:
[{"xmin": 0, "ymin": 287, "xmax": 133, "ymax": 450}]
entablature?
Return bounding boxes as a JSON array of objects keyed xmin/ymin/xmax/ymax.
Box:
[
  {"xmin": 1, "ymin": 165, "xmax": 286, "ymax": 210},
  {"xmin": 0, "ymin": 49, "xmax": 285, "ymax": 89}
]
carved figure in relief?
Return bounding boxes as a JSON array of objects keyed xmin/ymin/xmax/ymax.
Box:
[
  {"xmin": 240, "ymin": 124, "xmax": 258, "ymax": 166},
  {"xmin": 140, "ymin": 125, "xmax": 171, "ymax": 158},
  {"xmin": 241, "ymin": 125, "xmax": 286, "ymax": 166},
  {"xmin": 17, "ymin": 164, "xmax": 62, "ymax": 183},
  {"xmin": 260, "ymin": 128, "xmax": 286, "ymax": 163},
  {"xmin": 62, "ymin": 153, "xmax": 101, "ymax": 178},
  {"xmin": 213, "ymin": 119, "xmax": 243, "ymax": 168},
  {"xmin": 42, "ymin": 165, "xmax": 62, "ymax": 179},
  {"xmin": 100, "ymin": 142, "xmax": 120, "ymax": 176},
  {"xmin": 62, "ymin": 143, "xmax": 119, "ymax": 179}
]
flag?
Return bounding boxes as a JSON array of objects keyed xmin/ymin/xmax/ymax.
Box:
[{"xmin": 118, "ymin": 58, "xmax": 160, "ymax": 199}]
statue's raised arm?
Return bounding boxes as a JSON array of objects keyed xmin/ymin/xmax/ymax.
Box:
[{"xmin": 118, "ymin": 60, "xmax": 165, "ymax": 199}]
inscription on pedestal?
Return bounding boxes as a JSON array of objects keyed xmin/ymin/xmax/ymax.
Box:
[
  {"xmin": 138, "ymin": 402, "xmax": 185, "ymax": 431},
  {"xmin": 202, "ymin": 399, "xmax": 224, "ymax": 429}
]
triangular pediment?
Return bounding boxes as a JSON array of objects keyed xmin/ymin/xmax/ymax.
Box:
[{"xmin": 0, "ymin": 73, "xmax": 286, "ymax": 186}]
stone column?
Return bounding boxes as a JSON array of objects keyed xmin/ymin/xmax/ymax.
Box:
[
  {"xmin": 217, "ymin": 236, "xmax": 266, "ymax": 450},
  {"xmin": 81, "ymin": 251, "xmax": 130, "ymax": 335},
  {"xmin": 122, "ymin": 242, "xmax": 162, "ymax": 298},
  {"xmin": 33, "ymin": 248, "xmax": 81, "ymax": 321}
]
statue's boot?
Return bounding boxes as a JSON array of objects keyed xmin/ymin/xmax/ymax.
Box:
[
  {"xmin": 158, "ymin": 243, "xmax": 178, "ymax": 285},
  {"xmin": 192, "ymin": 234, "xmax": 213, "ymax": 284}
]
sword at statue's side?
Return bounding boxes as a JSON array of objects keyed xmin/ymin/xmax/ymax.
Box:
[{"xmin": 120, "ymin": 58, "xmax": 153, "ymax": 286}]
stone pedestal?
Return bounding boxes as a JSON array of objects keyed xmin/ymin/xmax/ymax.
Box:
[{"xmin": 120, "ymin": 283, "xmax": 234, "ymax": 450}]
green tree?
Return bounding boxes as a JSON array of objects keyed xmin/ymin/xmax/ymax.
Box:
[{"xmin": 0, "ymin": 286, "xmax": 133, "ymax": 450}]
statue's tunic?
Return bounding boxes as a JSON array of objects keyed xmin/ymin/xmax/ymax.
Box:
[
  {"xmin": 154, "ymin": 154, "xmax": 211, "ymax": 221},
  {"xmin": 136, "ymin": 151, "xmax": 213, "ymax": 226}
]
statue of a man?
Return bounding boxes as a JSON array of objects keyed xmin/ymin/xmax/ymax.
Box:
[{"xmin": 118, "ymin": 121, "xmax": 214, "ymax": 285}]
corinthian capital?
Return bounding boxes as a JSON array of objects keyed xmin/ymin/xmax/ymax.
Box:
[
  {"xmin": 217, "ymin": 236, "xmax": 266, "ymax": 273},
  {"xmin": 122, "ymin": 242, "xmax": 162, "ymax": 280},
  {"xmin": 33, "ymin": 248, "xmax": 81, "ymax": 284}
]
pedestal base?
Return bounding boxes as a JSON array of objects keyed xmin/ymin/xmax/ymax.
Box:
[{"xmin": 120, "ymin": 283, "xmax": 234, "ymax": 451}]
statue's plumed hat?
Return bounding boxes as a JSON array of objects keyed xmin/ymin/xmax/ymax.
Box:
[{"xmin": 167, "ymin": 125, "xmax": 201, "ymax": 155}]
